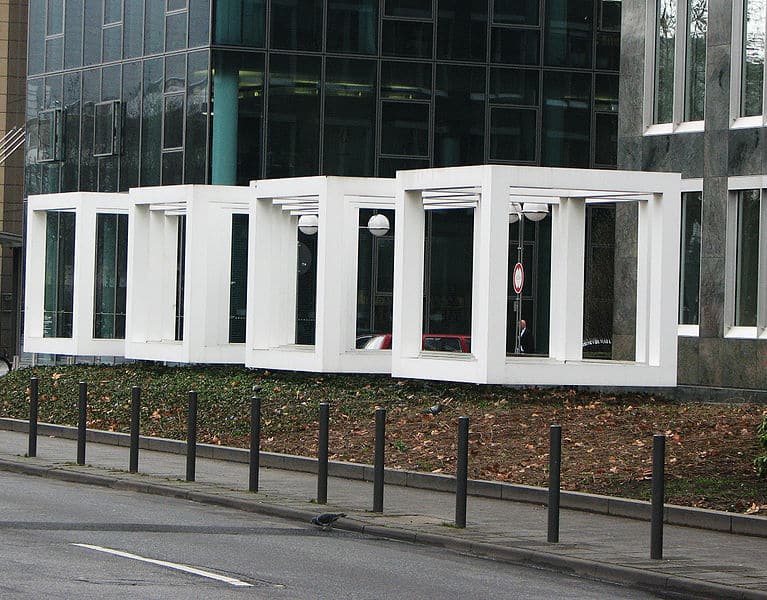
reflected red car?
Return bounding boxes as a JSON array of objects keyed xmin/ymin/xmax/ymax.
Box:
[{"xmin": 357, "ymin": 333, "xmax": 471, "ymax": 353}]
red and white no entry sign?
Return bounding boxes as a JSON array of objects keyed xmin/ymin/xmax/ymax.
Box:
[{"xmin": 513, "ymin": 262, "xmax": 524, "ymax": 294}]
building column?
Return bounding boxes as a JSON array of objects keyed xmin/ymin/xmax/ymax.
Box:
[{"xmin": 211, "ymin": 55, "xmax": 239, "ymax": 186}]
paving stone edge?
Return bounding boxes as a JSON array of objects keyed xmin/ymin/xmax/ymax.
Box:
[
  {"xmin": 0, "ymin": 455, "xmax": 763, "ymax": 600},
  {"xmin": 2, "ymin": 418, "xmax": 765, "ymax": 539}
]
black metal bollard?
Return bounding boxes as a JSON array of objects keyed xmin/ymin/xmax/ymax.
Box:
[
  {"xmin": 373, "ymin": 407, "xmax": 386, "ymax": 512},
  {"xmin": 651, "ymin": 434, "xmax": 666, "ymax": 559},
  {"xmin": 249, "ymin": 395, "xmax": 261, "ymax": 493},
  {"xmin": 186, "ymin": 390, "xmax": 198, "ymax": 482},
  {"xmin": 455, "ymin": 416, "xmax": 469, "ymax": 528},
  {"xmin": 129, "ymin": 386, "xmax": 141, "ymax": 473},
  {"xmin": 548, "ymin": 425, "xmax": 562, "ymax": 543},
  {"xmin": 77, "ymin": 382, "xmax": 87, "ymax": 465},
  {"xmin": 317, "ymin": 403, "xmax": 329, "ymax": 504},
  {"xmin": 28, "ymin": 378, "xmax": 39, "ymax": 458}
]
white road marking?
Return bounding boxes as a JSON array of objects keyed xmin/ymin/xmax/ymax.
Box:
[{"xmin": 71, "ymin": 543, "xmax": 253, "ymax": 587}]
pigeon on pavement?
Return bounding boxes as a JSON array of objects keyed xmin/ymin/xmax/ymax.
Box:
[
  {"xmin": 423, "ymin": 404, "xmax": 443, "ymax": 415},
  {"xmin": 311, "ymin": 512, "xmax": 346, "ymax": 529}
]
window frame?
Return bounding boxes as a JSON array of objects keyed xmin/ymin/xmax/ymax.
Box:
[
  {"xmin": 644, "ymin": 0, "xmax": 707, "ymax": 135},
  {"xmin": 730, "ymin": 0, "xmax": 767, "ymax": 128},
  {"xmin": 93, "ymin": 99, "xmax": 122, "ymax": 157},
  {"xmin": 37, "ymin": 107, "xmax": 63, "ymax": 163},
  {"xmin": 725, "ymin": 176, "xmax": 767, "ymax": 339},
  {"xmin": 678, "ymin": 178, "xmax": 703, "ymax": 336}
]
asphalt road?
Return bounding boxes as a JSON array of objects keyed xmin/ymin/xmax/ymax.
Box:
[{"xmin": 0, "ymin": 472, "xmax": 661, "ymax": 599}]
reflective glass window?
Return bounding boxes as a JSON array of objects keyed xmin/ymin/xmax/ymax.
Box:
[
  {"xmin": 679, "ymin": 192, "xmax": 702, "ymax": 325},
  {"xmin": 545, "ymin": 0, "xmax": 593, "ymax": 68},
  {"xmin": 327, "ymin": 0, "xmax": 377, "ymax": 54},
  {"xmin": 323, "ymin": 58, "xmax": 376, "ymax": 176},
  {"xmin": 270, "ymin": 0, "xmax": 323, "ymax": 51},
  {"xmin": 494, "ymin": 0, "xmax": 538, "ymax": 25},
  {"xmin": 166, "ymin": 10, "xmax": 188, "ymax": 51},
  {"xmin": 594, "ymin": 112, "xmax": 617, "ymax": 166},
  {"xmin": 735, "ymin": 190, "xmax": 760, "ymax": 326},
  {"xmin": 185, "ymin": 50, "xmax": 209, "ymax": 184},
  {"xmin": 104, "ymin": 0, "xmax": 122, "ymax": 24},
  {"xmin": 124, "ymin": 1, "xmax": 144, "ymax": 59},
  {"xmin": 120, "ymin": 61, "xmax": 142, "ymax": 191},
  {"xmin": 229, "ymin": 214, "xmax": 249, "ymax": 343},
  {"xmin": 168, "ymin": 0, "xmax": 187, "ymax": 11},
  {"xmin": 742, "ymin": 0, "xmax": 765, "ymax": 116},
  {"xmin": 491, "ymin": 27, "xmax": 540, "ymax": 65},
  {"xmin": 601, "ymin": 0, "xmax": 621, "ymax": 30},
  {"xmin": 654, "ymin": 0, "xmax": 676, "ymax": 123},
  {"xmin": 43, "ymin": 211, "xmax": 75, "ymax": 338},
  {"xmin": 295, "ymin": 230, "xmax": 318, "ymax": 344},
  {"xmin": 542, "ymin": 71, "xmax": 591, "ymax": 168},
  {"xmin": 175, "ymin": 215, "xmax": 186, "ymax": 340},
  {"xmin": 62, "ymin": 72, "xmax": 81, "ymax": 192},
  {"xmin": 382, "ymin": 20, "xmax": 433, "ymax": 58},
  {"xmin": 45, "ymin": 35, "xmax": 64, "ymax": 72},
  {"xmin": 37, "ymin": 108, "xmax": 62, "ymax": 162},
  {"xmin": 83, "ymin": 0, "xmax": 103, "ymax": 65},
  {"xmin": 384, "ymin": 0, "xmax": 432, "ymax": 19},
  {"xmin": 80, "ymin": 68, "xmax": 99, "ymax": 190},
  {"xmin": 434, "ymin": 64, "xmax": 485, "ymax": 167},
  {"xmin": 684, "ymin": 0, "xmax": 707, "ymax": 121},
  {"xmin": 595, "ymin": 74, "xmax": 618, "ymax": 111},
  {"xmin": 266, "ymin": 54, "xmax": 321, "ymax": 177},
  {"xmin": 163, "ymin": 93, "xmax": 185, "ymax": 149},
  {"xmin": 214, "ymin": 0, "xmax": 265, "ymax": 46},
  {"xmin": 162, "ymin": 150, "xmax": 184, "ymax": 184},
  {"xmin": 145, "ymin": 0, "xmax": 165, "ymax": 55},
  {"xmin": 189, "ymin": 0, "xmax": 211, "ymax": 46},
  {"xmin": 141, "ymin": 58, "xmax": 163, "ymax": 186},
  {"xmin": 381, "ymin": 61, "xmax": 432, "ymax": 100},
  {"xmin": 490, "ymin": 68, "xmax": 539, "ymax": 105},
  {"xmin": 29, "ymin": 0, "xmax": 46, "ymax": 75},
  {"xmin": 102, "ymin": 24, "xmax": 122, "ymax": 63},
  {"xmin": 64, "ymin": 0, "xmax": 84, "ymax": 69},
  {"xmin": 356, "ymin": 208, "xmax": 396, "ymax": 338},
  {"xmin": 377, "ymin": 157, "xmax": 430, "ymax": 177},
  {"xmin": 490, "ymin": 107, "xmax": 536, "ymax": 162},
  {"xmin": 437, "ymin": 0, "xmax": 487, "ymax": 62},
  {"xmin": 596, "ymin": 30, "xmax": 620, "ymax": 70},
  {"xmin": 94, "ymin": 213, "xmax": 128, "ymax": 339},
  {"xmin": 47, "ymin": 0, "xmax": 64, "ymax": 35},
  {"xmin": 94, "ymin": 101, "xmax": 121, "ymax": 156},
  {"xmin": 380, "ymin": 101, "xmax": 429, "ymax": 157}
]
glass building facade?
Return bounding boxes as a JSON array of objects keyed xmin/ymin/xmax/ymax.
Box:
[{"xmin": 25, "ymin": 0, "xmax": 620, "ymax": 352}]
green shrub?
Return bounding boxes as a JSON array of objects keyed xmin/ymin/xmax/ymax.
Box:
[{"xmin": 756, "ymin": 414, "xmax": 767, "ymax": 478}]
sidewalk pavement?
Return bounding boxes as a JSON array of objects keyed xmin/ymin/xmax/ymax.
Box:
[{"xmin": 0, "ymin": 428, "xmax": 766, "ymax": 600}]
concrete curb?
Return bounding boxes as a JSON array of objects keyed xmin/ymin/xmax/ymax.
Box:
[
  {"xmin": 3, "ymin": 417, "xmax": 765, "ymax": 538},
  {"xmin": 0, "ymin": 455, "xmax": 763, "ymax": 600}
]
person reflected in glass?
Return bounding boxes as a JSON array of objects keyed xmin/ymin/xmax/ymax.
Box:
[{"xmin": 519, "ymin": 319, "xmax": 534, "ymax": 354}]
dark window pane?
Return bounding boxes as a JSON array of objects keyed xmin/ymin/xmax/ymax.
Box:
[
  {"xmin": 491, "ymin": 27, "xmax": 540, "ymax": 65},
  {"xmin": 124, "ymin": 1, "xmax": 144, "ymax": 58},
  {"xmin": 542, "ymin": 71, "xmax": 591, "ymax": 168},
  {"xmin": 185, "ymin": 50, "xmax": 209, "ymax": 184},
  {"xmin": 94, "ymin": 213, "xmax": 128, "ymax": 339},
  {"xmin": 684, "ymin": 0, "xmax": 707, "ymax": 121},
  {"xmin": 434, "ymin": 64, "xmax": 485, "ymax": 166},
  {"xmin": 37, "ymin": 109, "xmax": 62, "ymax": 162},
  {"xmin": 437, "ymin": 0, "xmax": 487, "ymax": 61},
  {"xmin": 594, "ymin": 112, "xmax": 617, "ymax": 166},
  {"xmin": 141, "ymin": 58, "xmax": 163, "ymax": 186},
  {"xmin": 424, "ymin": 209, "xmax": 473, "ymax": 338},
  {"xmin": 323, "ymin": 57, "xmax": 376, "ymax": 176},
  {"xmin": 104, "ymin": 0, "xmax": 121, "ymax": 23},
  {"xmin": 101, "ymin": 63, "xmax": 121, "ymax": 101},
  {"xmin": 120, "ymin": 61, "xmax": 141, "ymax": 191},
  {"xmin": 43, "ymin": 211, "xmax": 75, "ymax": 338},
  {"xmin": 490, "ymin": 68, "xmax": 538, "ymax": 105},
  {"xmin": 175, "ymin": 215, "xmax": 186, "ymax": 340},
  {"xmin": 596, "ymin": 31, "xmax": 620, "ymax": 70},
  {"xmin": 595, "ymin": 73, "xmax": 618, "ymax": 111},
  {"xmin": 145, "ymin": 0, "xmax": 165, "ymax": 55},
  {"xmin": 165, "ymin": 53, "xmax": 186, "ymax": 92},
  {"xmin": 545, "ymin": 0, "xmax": 593, "ymax": 68},
  {"xmin": 166, "ymin": 11, "xmax": 187, "ymax": 51},
  {"xmin": 102, "ymin": 25, "xmax": 122, "ymax": 63},
  {"xmin": 266, "ymin": 53, "xmax": 321, "ymax": 177},
  {"xmin": 735, "ymin": 190, "xmax": 760, "ymax": 326},
  {"xmin": 582, "ymin": 206, "xmax": 614, "ymax": 358},
  {"xmin": 378, "ymin": 157, "xmax": 430, "ymax": 177},
  {"xmin": 381, "ymin": 61, "xmax": 432, "ymax": 100},
  {"xmin": 189, "ymin": 0, "xmax": 211, "ymax": 46},
  {"xmin": 83, "ymin": 0, "xmax": 103, "ymax": 65},
  {"xmin": 381, "ymin": 101, "xmax": 429, "ymax": 156},
  {"xmin": 62, "ymin": 72, "xmax": 81, "ymax": 192},
  {"xmin": 229, "ymin": 214, "xmax": 248, "ymax": 343},
  {"xmin": 490, "ymin": 107, "xmax": 536, "ymax": 161},
  {"xmin": 29, "ymin": 0, "xmax": 45, "ymax": 75},
  {"xmin": 270, "ymin": 0, "xmax": 323, "ymax": 51},
  {"xmin": 64, "ymin": 0, "xmax": 84, "ymax": 69},
  {"xmin": 356, "ymin": 208, "xmax": 396, "ymax": 337},
  {"xmin": 384, "ymin": 0, "xmax": 431, "ymax": 19},
  {"xmin": 601, "ymin": 0, "xmax": 621, "ymax": 30},
  {"xmin": 162, "ymin": 150, "xmax": 184, "ymax": 184},
  {"xmin": 742, "ymin": 0, "xmax": 765, "ymax": 117},
  {"xmin": 94, "ymin": 101, "xmax": 119, "ymax": 156},
  {"xmin": 168, "ymin": 0, "xmax": 187, "ymax": 10},
  {"xmin": 163, "ymin": 93, "xmax": 185, "ymax": 149},
  {"xmin": 48, "ymin": 0, "xmax": 64, "ymax": 34},
  {"xmin": 295, "ymin": 231, "xmax": 317, "ymax": 344},
  {"xmin": 654, "ymin": 0, "xmax": 676, "ymax": 123},
  {"xmin": 679, "ymin": 192, "xmax": 701, "ymax": 325},
  {"xmin": 382, "ymin": 20, "xmax": 433, "ymax": 58},
  {"xmin": 80, "ymin": 68, "xmax": 99, "ymax": 190},
  {"xmin": 494, "ymin": 0, "xmax": 538, "ymax": 25},
  {"xmin": 214, "ymin": 0, "xmax": 265, "ymax": 46},
  {"xmin": 327, "ymin": 0, "xmax": 377, "ymax": 54},
  {"xmin": 45, "ymin": 36, "xmax": 64, "ymax": 72}
]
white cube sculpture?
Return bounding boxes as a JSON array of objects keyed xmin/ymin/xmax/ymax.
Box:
[
  {"xmin": 125, "ymin": 185, "xmax": 251, "ymax": 363},
  {"xmin": 392, "ymin": 165, "xmax": 681, "ymax": 386},
  {"xmin": 246, "ymin": 176, "xmax": 396, "ymax": 373},
  {"xmin": 24, "ymin": 192, "xmax": 129, "ymax": 357}
]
